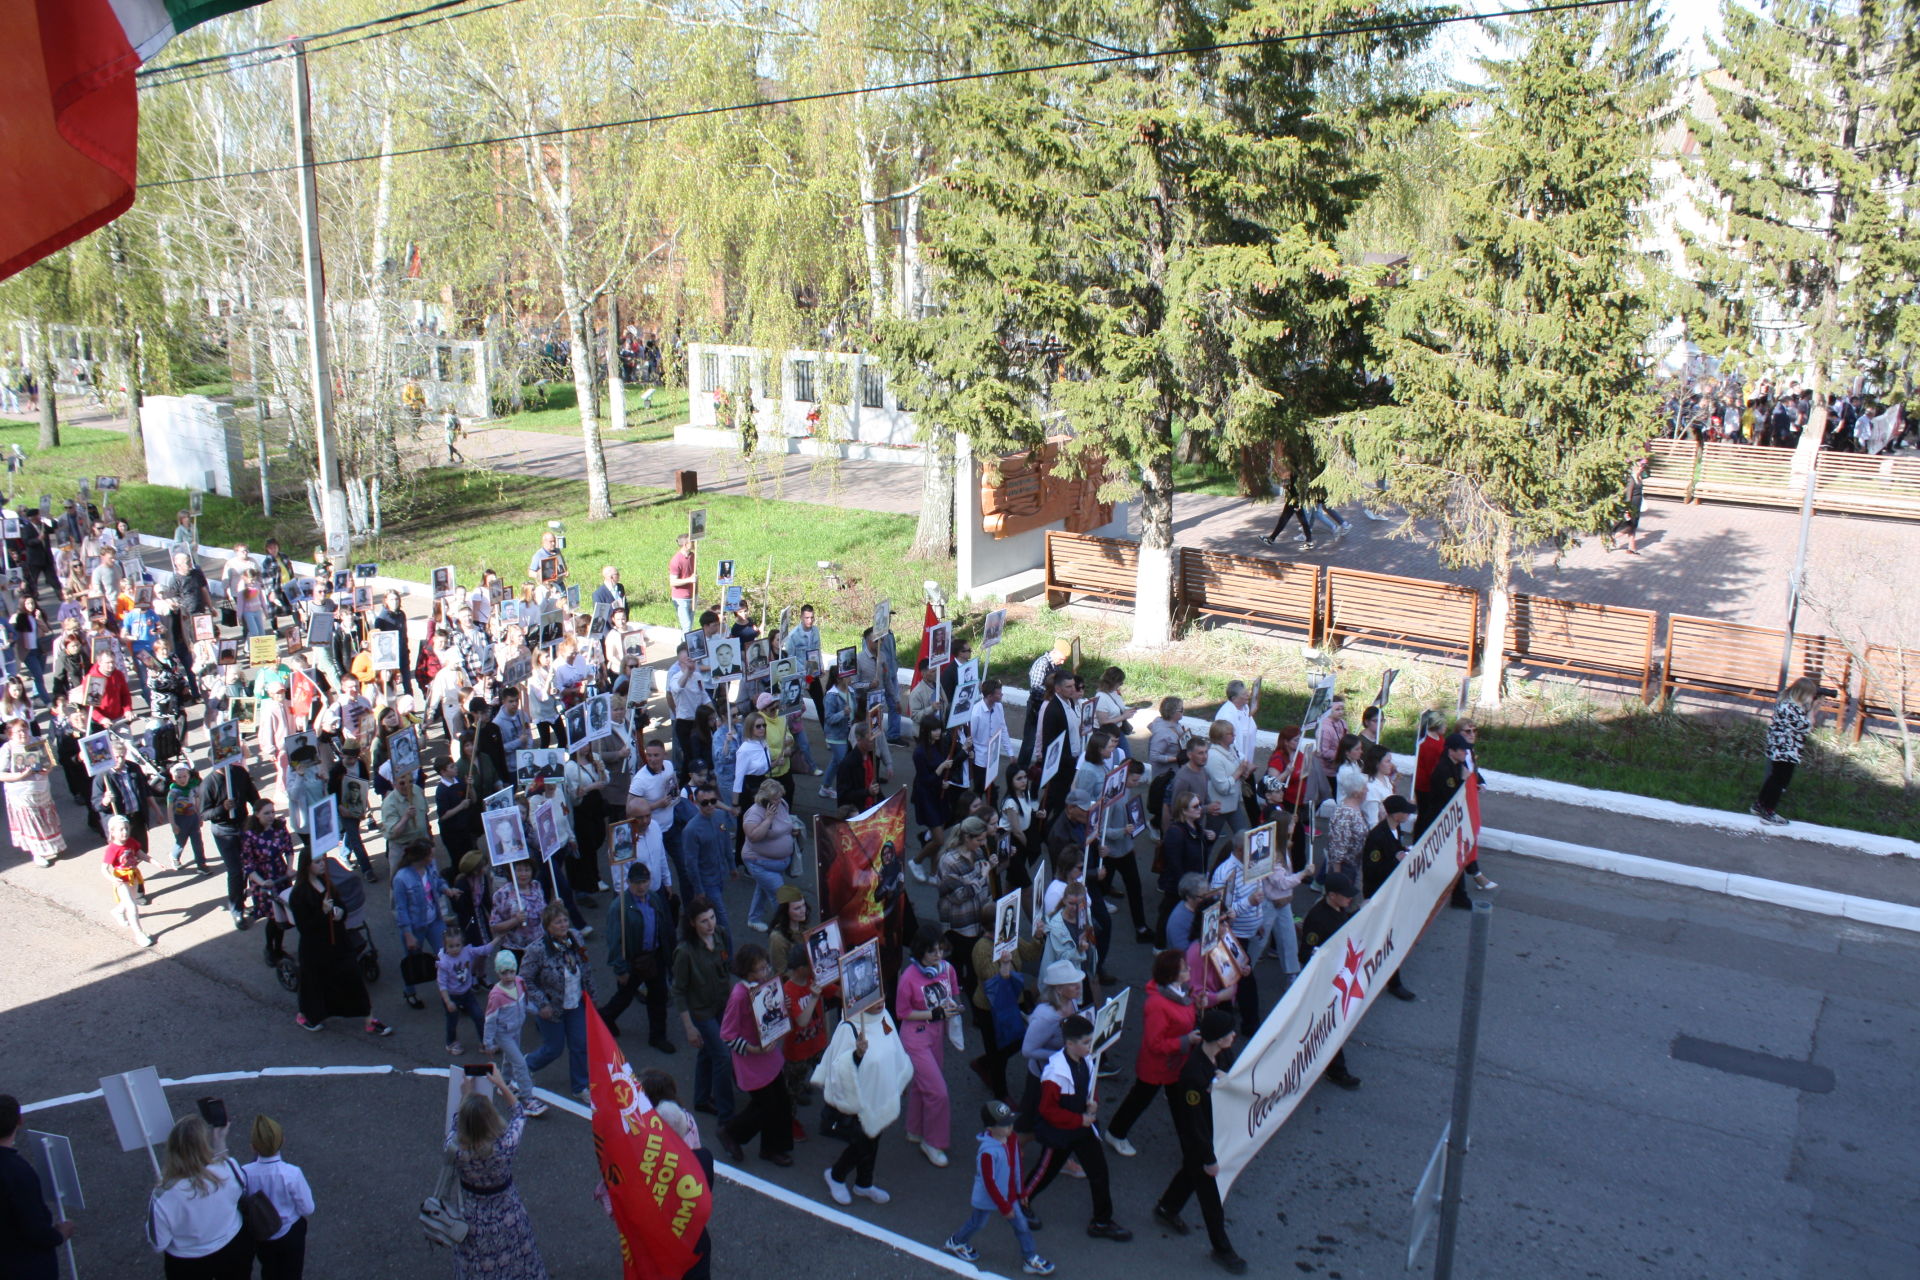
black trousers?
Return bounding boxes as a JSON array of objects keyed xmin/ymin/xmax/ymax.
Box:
[
  {"xmin": 599, "ymin": 965, "xmax": 670, "ymax": 1041},
  {"xmin": 1159, "ymin": 1159, "xmax": 1232, "ymax": 1253},
  {"xmin": 831, "ymin": 1126, "xmax": 880, "ymax": 1187},
  {"xmin": 726, "ymin": 1077, "xmax": 794, "ymax": 1158},
  {"xmin": 1233, "ymin": 962, "xmax": 1261, "ymax": 1036},
  {"xmin": 256, "ymin": 1216, "xmax": 309, "ymax": 1280},
  {"xmin": 1108, "ymin": 1079, "xmax": 1170, "ymax": 1140},
  {"xmin": 970, "ymin": 1004, "xmax": 1019, "ymax": 1101},
  {"xmin": 212, "ymin": 823, "xmax": 247, "ymax": 910},
  {"xmin": 1103, "ymin": 848, "xmax": 1148, "ymax": 936},
  {"xmin": 1025, "ymin": 1129, "xmax": 1113, "ymax": 1222},
  {"xmin": 1758, "ymin": 759, "xmax": 1796, "ymax": 811},
  {"xmin": 164, "ymin": 1229, "xmax": 254, "ymax": 1279},
  {"xmin": 1266, "ymin": 503, "xmax": 1313, "ymax": 542}
]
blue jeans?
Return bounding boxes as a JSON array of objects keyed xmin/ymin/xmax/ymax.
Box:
[
  {"xmin": 241, "ymin": 609, "xmax": 268, "ymax": 638},
  {"xmin": 688, "ymin": 1014, "xmax": 735, "ymax": 1123},
  {"xmin": 826, "ymin": 740, "xmax": 848, "ymax": 790},
  {"xmin": 526, "ymin": 1002, "xmax": 589, "ymax": 1094},
  {"xmin": 882, "ymin": 682, "xmax": 902, "ymax": 740},
  {"xmin": 443, "ymin": 986, "xmax": 486, "ymax": 1045},
  {"xmin": 172, "ymin": 825, "xmax": 208, "ymax": 871},
  {"xmin": 952, "ymin": 1204, "xmax": 1037, "ymax": 1259},
  {"xmin": 790, "ymin": 725, "xmax": 818, "ymax": 772},
  {"xmin": 674, "ymin": 599, "xmax": 695, "ymax": 632},
  {"xmin": 401, "ymin": 917, "xmax": 445, "ymax": 995},
  {"xmin": 341, "ymin": 820, "xmax": 371, "ymax": 875},
  {"xmin": 21, "ymin": 650, "xmax": 46, "ymax": 703},
  {"xmin": 744, "ymin": 860, "xmax": 784, "ymax": 930},
  {"xmin": 698, "ymin": 874, "xmax": 732, "ymax": 939}
]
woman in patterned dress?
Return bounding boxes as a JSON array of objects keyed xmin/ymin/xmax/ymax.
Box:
[
  {"xmin": 0, "ymin": 718, "xmax": 66, "ymax": 866},
  {"xmin": 448, "ymin": 1065, "xmax": 547, "ymax": 1279}
]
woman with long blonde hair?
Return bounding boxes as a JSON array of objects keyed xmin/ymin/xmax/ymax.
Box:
[
  {"xmin": 447, "ymin": 1065, "xmax": 547, "ymax": 1278},
  {"xmin": 147, "ymin": 1115, "xmax": 251, "ymax": 1276}
]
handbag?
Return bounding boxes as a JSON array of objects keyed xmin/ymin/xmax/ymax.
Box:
[
  {"xmin": 230, "ymin": 1159, "xmax": 283, "ymax": 1242},
  {"xmin": 819, "ymin": 1103, "xmax": 860, "ymax": 1142},
  {"xmin": 419, "ymin": 1152, "xmax": 469, "ymax": 1247},
  {"xmin": 400, "ymin": 949, "xmax": 438, "ymax": 987}
]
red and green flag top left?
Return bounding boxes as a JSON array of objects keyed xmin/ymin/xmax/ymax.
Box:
[{"xmin": 0, "ymin": 0, "xmax": 267, "ymax": 280}]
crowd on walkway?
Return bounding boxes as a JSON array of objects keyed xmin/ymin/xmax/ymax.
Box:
[
  {"xmin": 0, "ymin": 491, "xmax": 1512, "ymax": 1279},
  {"xmin": 1663, "ymin": 378, "xmax": 1911, "ymax": 454}
]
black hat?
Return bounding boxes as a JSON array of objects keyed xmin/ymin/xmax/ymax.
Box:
[
  {"xmin": 1384, "ymin": 796, "xmax": 1416, "ymax": 816},
  {"xmin": 1322, "ymin": 872, "xmax": 1358, "ymax": 898},
  {"xmin": 1444, "ymin": 732, "xmax": 1472, "ymax": 751},
  {"xmin": 1198, "ymin": 1009, "xmax": 1237, "ymax": 1043},
  {"xmin": 981, "ymin": 1100, "xmax": 1015, "ymax": 1128}
]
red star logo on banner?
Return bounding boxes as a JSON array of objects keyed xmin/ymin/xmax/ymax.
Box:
[{"xmin": 1332, "ymin": 938, "xmax": 1368, "ymax": 1017}]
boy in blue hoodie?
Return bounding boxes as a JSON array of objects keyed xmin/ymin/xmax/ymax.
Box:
[{"xmin": 942, "ymin": 1100, "xmax": 1055, "ymax": 1275}]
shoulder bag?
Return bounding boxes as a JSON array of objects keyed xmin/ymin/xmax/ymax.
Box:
[
  {"xmin": 230, "ymin": 1159, "xmax": 283, "ymax": 1242},
  {"xmin": 419, "ymin": 1150, "xmax": 469, "ymax": 1247}
]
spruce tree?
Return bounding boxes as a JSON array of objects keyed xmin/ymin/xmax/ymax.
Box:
[
  {"xmin": 1318, "ymin": 4, "xmax": 1670, "ymax": 707},
  {"xmin": 880, "ymin": 1, "xmax": 1436, "ymax": 647},
  {"xmin": 1689, "ymin": 0, "xmax": 1920, "ymax": 443}
]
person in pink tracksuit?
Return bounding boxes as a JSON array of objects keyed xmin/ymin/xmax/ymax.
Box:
[{"xmin": 896, "ymin": 927, "xmax": 960, "ymax": 1168}]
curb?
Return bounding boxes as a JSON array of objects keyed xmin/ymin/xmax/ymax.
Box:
[{"xmin": 1479, "ymin": 827, "xmax": 1920, "ymax": 935}]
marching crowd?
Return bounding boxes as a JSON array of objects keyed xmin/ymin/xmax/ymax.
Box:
[{"xmin": 0, "ymin": 493, "xmax": 1500, "ymax": 1280}]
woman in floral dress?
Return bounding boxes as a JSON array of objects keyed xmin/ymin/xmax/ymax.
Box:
[
  {"xmin": 0, "ymin": 719, "xmax": 66, "ymax": 866},
  {"xmin": 448, "ymin": 1065, "xmax": 547, "ymax": 1279}
]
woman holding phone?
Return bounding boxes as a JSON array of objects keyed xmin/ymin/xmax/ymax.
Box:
[{"xmin": 448, "ymin": 1064, "xmax": 548, "ymax": 1278}]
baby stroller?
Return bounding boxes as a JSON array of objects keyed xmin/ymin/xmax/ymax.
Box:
[{"xmin": 274, "ymin": 856, "xmax": 382, "ymax": 992}]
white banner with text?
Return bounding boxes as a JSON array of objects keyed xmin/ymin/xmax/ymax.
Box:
[{"xmin": 1214, "ymin": 778, "xmax": 1482, "ymax": 1196}]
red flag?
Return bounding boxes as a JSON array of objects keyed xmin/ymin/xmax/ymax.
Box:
[
  {"xmin": 586, "ymin": 1004, "xmax": 711, "ymax": 1280},
  {"xmin": 908, "ymin": 602, "xmax": 938, "ymax": 688}
]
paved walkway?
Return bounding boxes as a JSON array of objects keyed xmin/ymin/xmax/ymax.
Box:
[
  {"xmin": 463, "ymin": 423, "xmax": 924, "ymax": 515},
  {"xmin": 1158, "ymin": 491, "xmax": 1920, "ymax": 641}
]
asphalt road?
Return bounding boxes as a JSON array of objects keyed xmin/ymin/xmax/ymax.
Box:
[{"xmin": 8, "ymin": 779, "xmax": 1917, "ymax": 1280}]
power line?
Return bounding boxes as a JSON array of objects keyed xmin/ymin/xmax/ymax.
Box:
[
  {"xmin": 135, "ymin": 0, "xmax": 537, "ymax": 88},
  {"xmin": 143, "ymin": 0, "xmax": 1635, "ymax": 188}
]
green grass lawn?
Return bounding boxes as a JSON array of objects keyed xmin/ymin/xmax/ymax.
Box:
[
  {"xmin": 9, "ymin": 415, "xmax": 1912, "ymax": 834},
  {"xmin": 485, "ymin": 384, "xmax": 688, "ymax": 442}
]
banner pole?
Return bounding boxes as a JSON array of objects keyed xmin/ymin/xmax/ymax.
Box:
[{"xmin": 1432, "ymin": 900, "xmax": 1493, "ymax": 1280}]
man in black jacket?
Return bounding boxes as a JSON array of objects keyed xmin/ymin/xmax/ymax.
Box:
[
  {"xmin": 0, "ymin": 1096, "xmax": 72, "ymax": 1280},
  {"xmin": 1154, "ymin": 1008, "xmax": 1245, "ymax": 1273},
  {"xmin": 598, "ymin": 861, "xmax": 676, "ymax": 1050},
  {"xmin": 203, "ymin": 757, "xmax": 260, "ymax": 929},
  {"xmin": 1036, "ymin": 672, "xmax": 1083, "ymax": 819},
  {"xmin": 1299, "ymin": 874, "xmax": 1362, "ymax": 1090},
  {"xmin": 90, "ymin": 738, "xmax": 153, "ymax": 845},
  {"xmin": 373, "ymin": 590, "xmax": 413, "ymax": 695},
  {"xmin": 1360, "ymin": 797, "xmax": 1418, "ymax": 1001}
]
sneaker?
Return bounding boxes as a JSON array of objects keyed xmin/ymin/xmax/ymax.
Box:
[
  {"xmin": 1474, "ymin": 875, "xmax": 1499, "ymax": 891},
  {"xmin": 748, "ymin": 920, "xmax": 770, "ymax": 933},
  {"xmin": 920, "ymin": 1142, "xmax": 949, "ymax": 1168},
  {"xmin": 366, "ymin": 1019, "xmax": 394, "ymax": 1037},
  {"xmin": 1104, "ymin": 1131, "xmax": 1136, "ymax": 1157},
  {"xmin": 908, "ymin": 861, "xmax": 933, "ymax": 885},
  {"xmin": 576, "ymin": 1089, "xmax": 593, "ymax": 1106},
  {"xmin": 942, "ymin": 1239, "xmax": 981, "ymax": 1263},
  {"xmin": 1024, "ymin": 1257, "xmax": 1057, "ymax": 1276},
  {"xmin": 579, "ymin": 925, "xmax": 594, "ymax": 939},
  {"xmin": 818, "ymin": 787, "xmax": 837, "ymax": 800},
  {"xmin": 823, "ymin": 1170, "xmax": 852, "ymax": 1205},
  {"xmin": 447, "ymin": 1042, "xmax": 465, "ymax": 1056},
  {"xmin": 296, "ymin": 1015, "xmax": 324, "ymax": 1032},
  {"xmin": 524, "ymin": 1098, "xmax": 551, "ymax": 1117},
  {"xmin": 852, "ymin": 1183, "xmax": 891, "ymax": 1204},
  {"xmin": 136, "ymin": 932, "xmax": 155, "ymax": 948},
  {"xmin": 1063, "ymin": 1157, "xmax": 1086, "ymax": 1180}
]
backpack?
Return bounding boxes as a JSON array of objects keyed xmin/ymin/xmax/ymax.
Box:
[{"xmin": 415, "ymin": 638, "xmax": 442, "ymax": 685}]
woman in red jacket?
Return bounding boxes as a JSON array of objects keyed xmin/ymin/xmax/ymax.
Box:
[
  {"xmin": 88, "ymin": 650, "xmax": 133, "ymax": 726},
  {"xmin": 1264, "ymin": 726, "xmax": 1311, "ymax": 873},
  {"xmin": 1411, "ymin": 710, "xmax": 1446, "ymax": 809},
  {"xmin": 1100, "ymin": 950, "xmax": 1197, "ymax": 1157}
]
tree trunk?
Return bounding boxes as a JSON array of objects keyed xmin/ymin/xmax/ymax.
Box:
[
  {"xmin": 855, "ymin": 118, "xmax": 890, "ymax": 324},
  {"xmin": 566, "ymin": 298, "xmax": 613, "ymax": 519},
  {"xmin": 1477, "ymin": 533, "xmax": 1513, "ymax": 710},
  {"xmin": 910, "ymin": 423, "xmax": 955, "ymax": 560},
  {"xmin": 35, "ymin": 328, "xmax": 58, "ymax": 449},
  {"xmin": 125, "ymin": 329, "xmax": 145, "ymax": 451},
  {"xmin": 1131, "ymin": 457, "xmax": 1175, "ymax": 649},
  {"xmin": 606, "ymin": 294, "xmax": 625, "ymax": 433}
]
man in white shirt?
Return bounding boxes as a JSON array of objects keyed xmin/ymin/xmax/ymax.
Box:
[
  {"xmin": 665, "ymin": 645, "xmax": 709, "ymax": 765},
  {"xmin": 222, "ymin": 544, "xmax": 256, "ymax": 603},
  {"xmin": 626, "ymin": 740, "xmax": 679, "ymax": 821},
  {"xmin": 969, "ymin": 677, "xmax": 1008, "ymax": 792},
  {"xmin": 1213, "ymin": 680, "xmax": 1260, "ymax": 770},
  {"xmin": 628, "ymin": 806, "xmax": 674, "ymax": 899}
]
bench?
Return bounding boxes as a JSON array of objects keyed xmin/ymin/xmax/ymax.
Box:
[
  {"xmin": 1177, "ymin": 548, "xmax": 1320, "ymax": 640},
  {"xmin": 1504, "ymin": 594, "xmax": 1659, "ymax": 701},
  {"xmin": 1323, "ymin": 566, "xmax": 1481, "ymax": 662},
  {"xmin": 1853, "ymin": 643, "xmax": 1920, "ymax": 741},
  {"xmin": 1643, "ymin": 439, "xmax": 1920, "ymax": 519},
  {"xmin": 1043, "ymin": 531, "xmax": 1139, "ymax": 610},
  {"xmin": 1661, "ymin": 614, "xmax": 1853, "ymax": 715}
]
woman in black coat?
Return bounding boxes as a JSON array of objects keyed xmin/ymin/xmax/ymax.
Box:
[{"xmin": 287, "ymin": 851, "xmax": 393, "ymax": 1036}]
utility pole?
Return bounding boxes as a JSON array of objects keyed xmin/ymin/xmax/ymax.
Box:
[
  {"xmin": 291, "ymin": 40, "xmax": 348, "ymax": 570},
  {"xmin": 1778, "ymin": 448, "xmax": 1818, "ymax": 696},
  {"xmin": 1433, "ymin": 900, "xmax": 1493, "ymax": 1280}
]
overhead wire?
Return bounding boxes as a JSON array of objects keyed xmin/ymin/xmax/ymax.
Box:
[{"xmin": 142, "ymin": 0, "xmax": 1636, "ymax": 188}]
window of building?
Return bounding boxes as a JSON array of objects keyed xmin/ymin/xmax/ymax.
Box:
[
  {"xmin": 793, "ymin": 358, "xmax": 816, "ymax": 404},
  {"xmin": 860, "ymin": 364, "xmax": 885, "ymax": 409}
]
